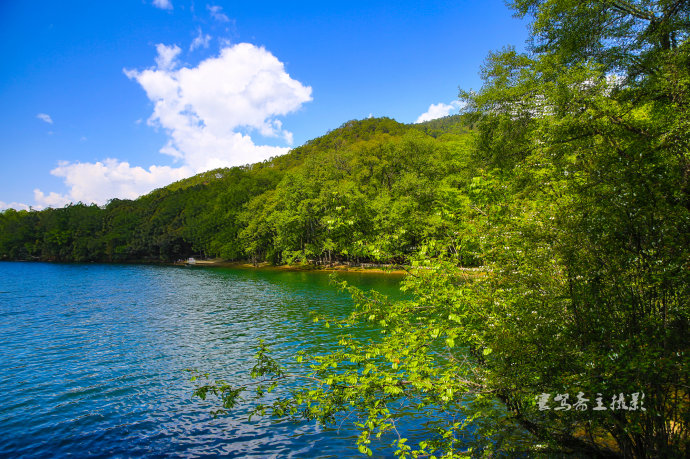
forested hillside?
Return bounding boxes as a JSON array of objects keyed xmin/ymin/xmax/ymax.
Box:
[{"xmin": 0, "ymin": 116, "xmax": 478, "ymax": 266}]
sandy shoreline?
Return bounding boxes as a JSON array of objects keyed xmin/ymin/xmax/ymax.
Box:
[{"xmin": 173, "ymin": 259, "xmax": 409, "ymax": 275}]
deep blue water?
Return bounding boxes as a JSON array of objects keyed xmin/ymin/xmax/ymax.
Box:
[{"xmin": 0, "ymin": 262, "xmax": 406, "ymax": 458}]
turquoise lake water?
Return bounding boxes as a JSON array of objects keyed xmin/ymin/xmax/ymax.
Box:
[{"xmin": 0, "ymin": 262, "xmax": 409, "ymax": 458}]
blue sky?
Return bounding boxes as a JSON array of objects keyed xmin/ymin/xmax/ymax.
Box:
[{"xmin": 0, "ymin": 0, "xmax": 528, "ymax": 210}]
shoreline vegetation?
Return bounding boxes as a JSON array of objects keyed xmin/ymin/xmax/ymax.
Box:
[
  {"xmin": 1, "ymin": 257, "xmax": 488, "ymax": 279},
  {"xmin": 0, "ymin": 257, "xmax": 409, "ymax": 274},
  {"xmin": 173, "ymin": 258, "xmax": 408, "ymax": 274},
  {"xmin": 174, "ymin": 258, "xmax": 487, "ymax": 276}
]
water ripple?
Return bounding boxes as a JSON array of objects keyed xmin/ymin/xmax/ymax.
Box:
[{"xmin": 0, "ymin": 262, "xmax": 405, "ymax": 458}]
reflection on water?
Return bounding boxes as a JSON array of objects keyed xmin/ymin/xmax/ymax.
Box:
[{"xmin": 0, "ymin": 262, "xmax": 405, "ymax": 457}]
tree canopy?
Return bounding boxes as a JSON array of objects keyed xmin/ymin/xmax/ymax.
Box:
[{"xmin": 192, "ymin": 1, "xmax": 689, "ymax": 457}]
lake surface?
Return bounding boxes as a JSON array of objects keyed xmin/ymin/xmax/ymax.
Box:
[{"xmin": 0, "ymin": 262, "xmax": 406, "ymax": 458}]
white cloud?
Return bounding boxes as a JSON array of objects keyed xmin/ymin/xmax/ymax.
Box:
[
  {"xmin": 33, "ymin": 159, "xmax": 192, "ymax": 207},
  {"xmin": 190, "ymin": 29, "xmax": 212, "ymax": 51},
  {"xmin": 207, "ymin": 5, "xmax": 230, "ymax": 22},
  {"xmin": 415, "ymin": 101, "xmax": 464, "ymax": 123},
  {"xmin": 154, "ymin": 43, "xmax": 181, "ymax": 71},
  {"xmin": 37, "ymin": 113, "xmax": 53, "ymax": 124},
  {"xmin": 33, "ymin": 190, "xmax": 70, "ymax": 208},
  {"xmin": 152, "ymin": 0, "xmax": 172, "ymax": 10},
  {"xmin": 125, "ymin": 42, "xmax": 312, "ymax": 171},
  {"xmin": 0, "ymin": 201, "xmax": 31, "ymax": 211},
  {"xmin": 32, "ymin": 43, "xmax": 311, "ymax": 209}
]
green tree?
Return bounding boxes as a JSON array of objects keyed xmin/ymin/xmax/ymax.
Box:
[
  {"xmin": 0, "ymin": 209, "xmax": 39, "ymax": 260},
  {"xmin": 194, "ymin": 1, "xmax": 689, "ymax": 456}
]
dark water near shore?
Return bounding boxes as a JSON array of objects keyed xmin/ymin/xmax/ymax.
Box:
[{"xmin": 0, "ymin": 262, "xmax": 407, "ymax": 458}]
